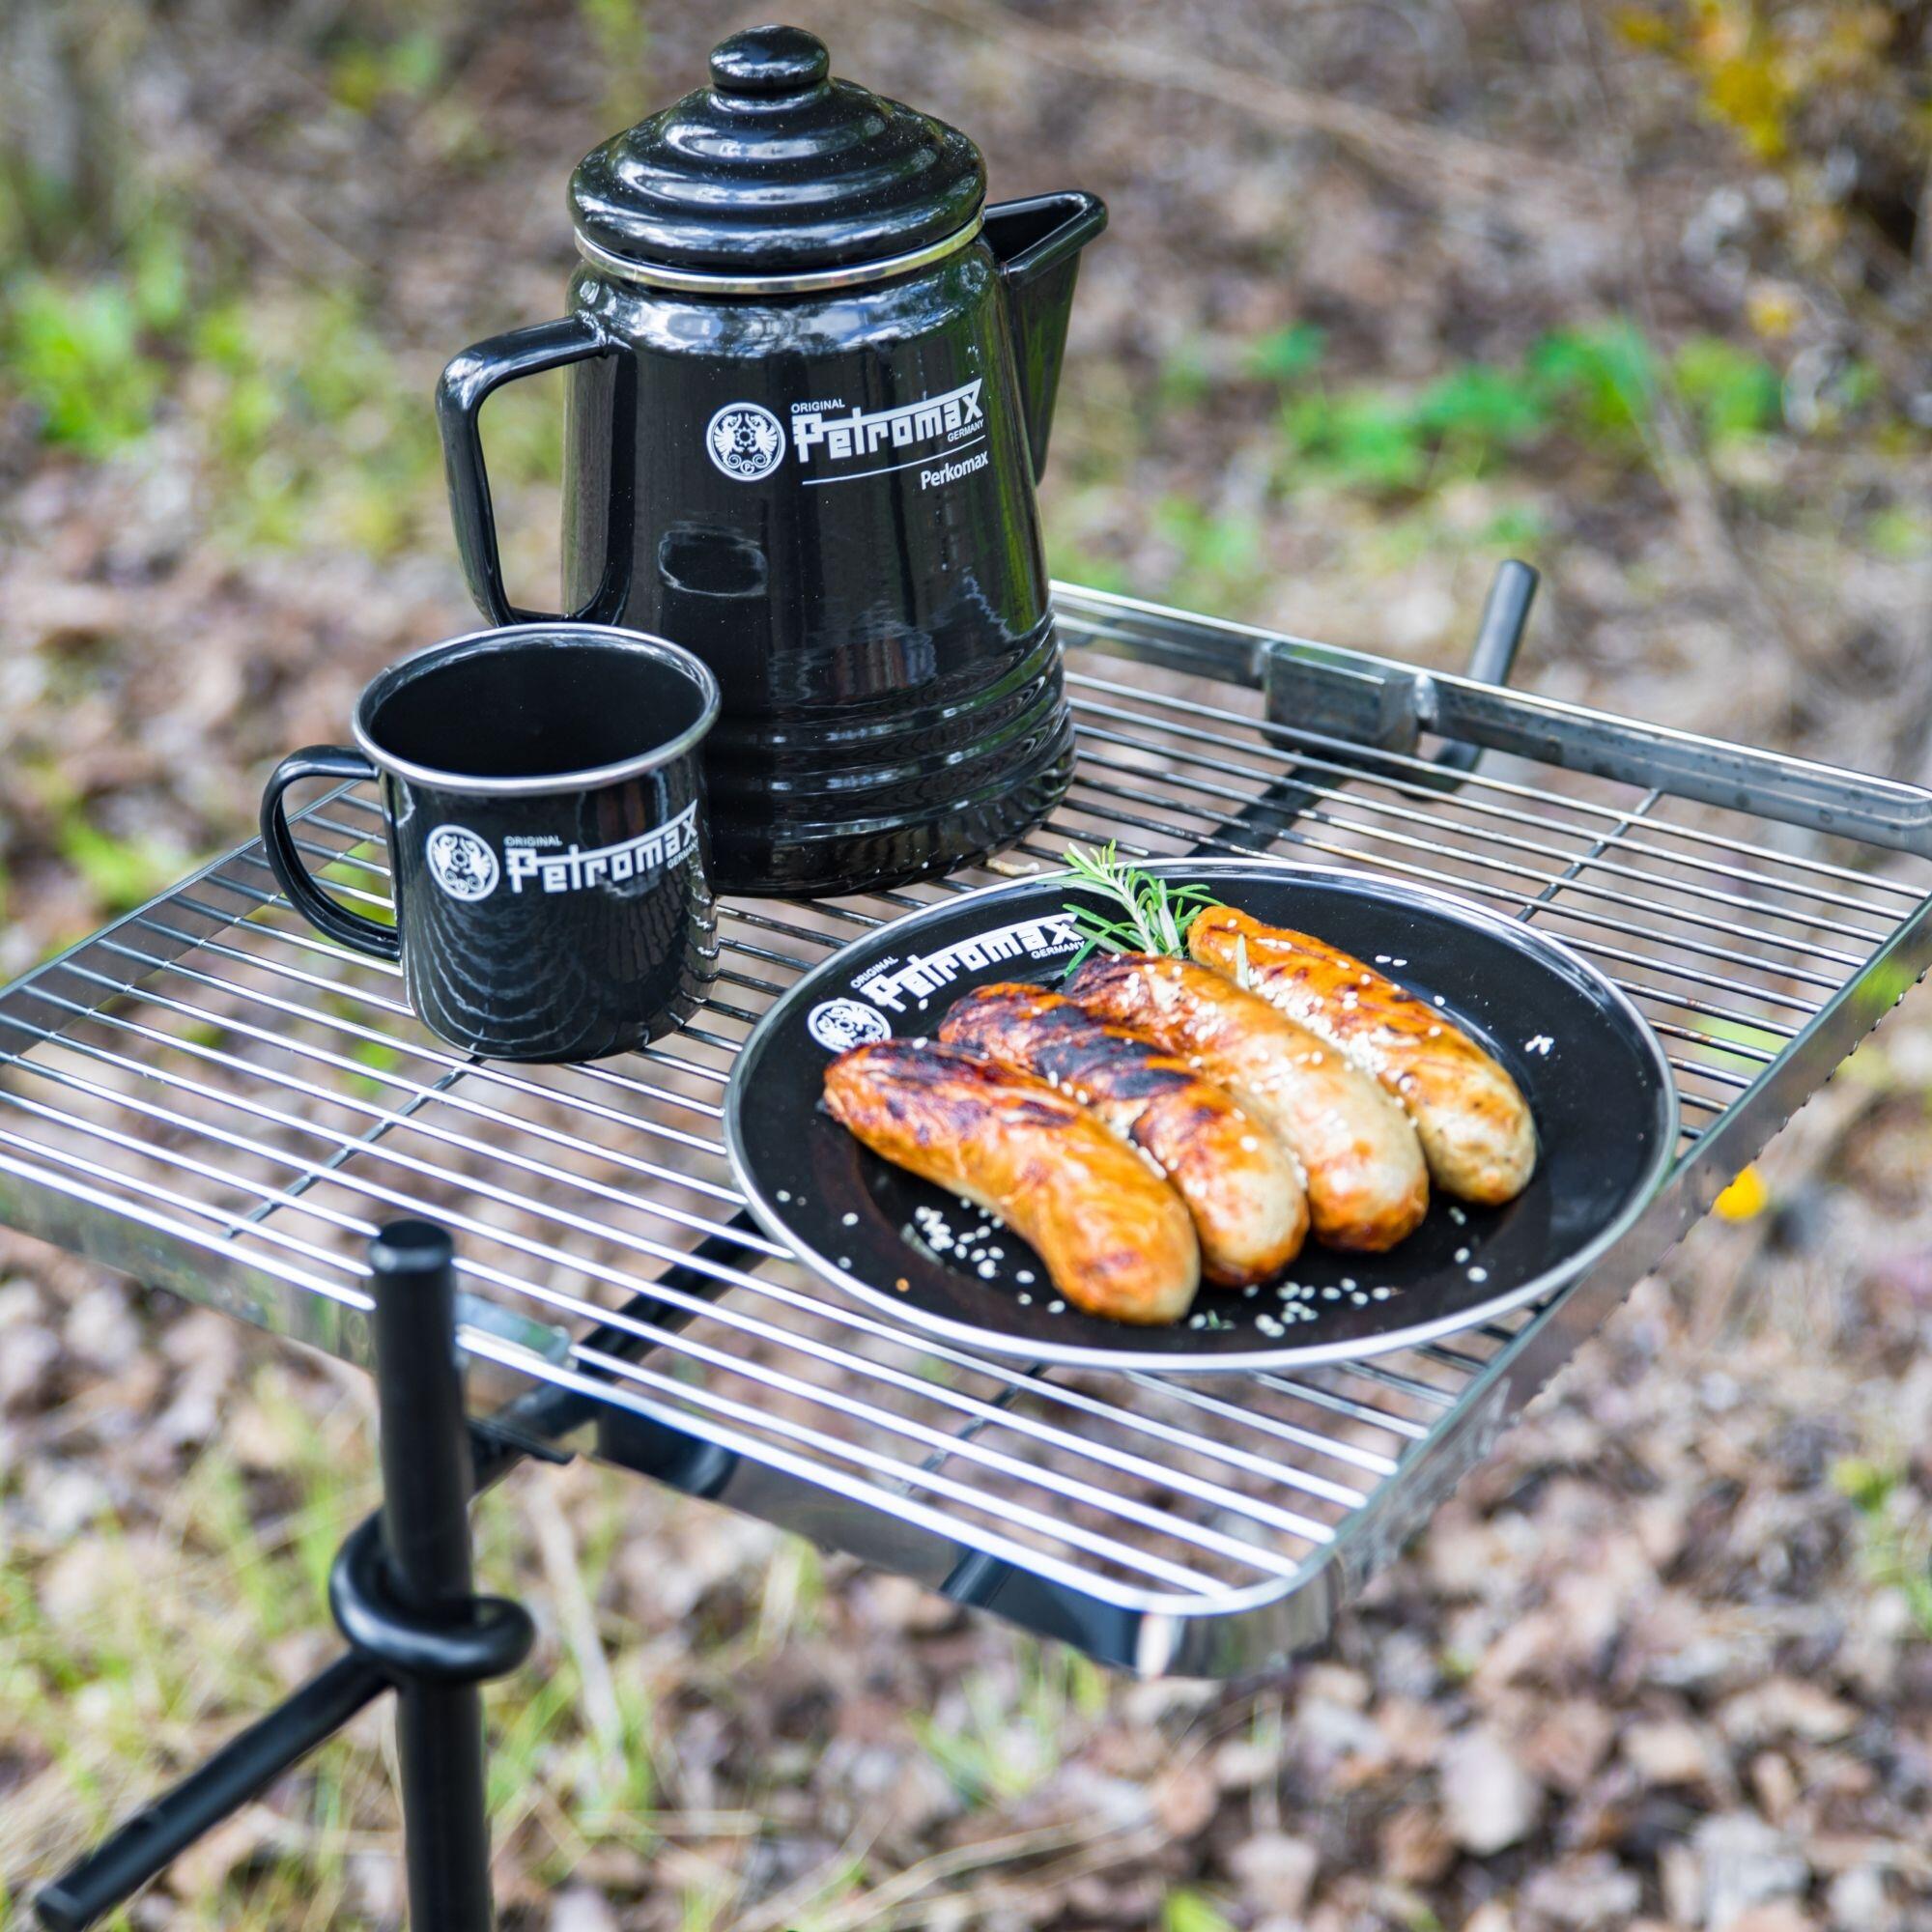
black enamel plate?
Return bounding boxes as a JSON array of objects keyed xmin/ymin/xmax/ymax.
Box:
[{"xmin": 724, "ymin": 863, "xmax": 1677, "ymax": 1372}]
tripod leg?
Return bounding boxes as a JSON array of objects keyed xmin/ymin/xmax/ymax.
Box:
[
  {"xmin": 366, "ymin": 1219, "xmax": 497, "ymax": 1932},
  {"xmin": 34, "ymin": 1656, "xmax": 387, "ymax": 1932},
  {"xmin": 37, "ymin": 1220, "xmax": 530, "ymax": 1932}
]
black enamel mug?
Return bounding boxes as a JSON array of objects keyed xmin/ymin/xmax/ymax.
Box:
[{"xmin": 262, "ymin": 624, "xmax": 720, "ymax": 1063}]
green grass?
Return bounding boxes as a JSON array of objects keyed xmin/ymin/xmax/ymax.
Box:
[
  {"xmin": 1265, "ymin": 319, "xmax": 1788, "ymax": 500},
  {"xmin": 0, "ymin": 1363, "xmax": 728, "ymax": 1928},
  {"xmin": 909, "ymin": 1643, "xmax": 1105, "ymax": 1808},
  {"xmin": 1835, "ymin": 1458, "xmax": 1932, "ymax": 1639},
  {"xmin": 1046, "ymin": 310, "xmax": 1857, "ymax": 624},
  {"xmin": 0, "ymin": 1373, "xmax": 376, "ymax": 1924},
  {"xmin": 1162, "ymin": 1889, "xmax": 1240, "ymax": 1932}
]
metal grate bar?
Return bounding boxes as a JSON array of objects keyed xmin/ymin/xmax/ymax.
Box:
[
  {"xmin": 1069, "ymin": 718, "xmax": 1890, "ymax": 946},
  {"xmin": 1047, "ymin": 769, "xmax": 1855, "ymax": 987},
  {"xmin": 0, "ymin": 1023, "xmax": 1314, "ymax": 1586},
  {"xmin": 0, "ymin": 986, "xmax": 1393, "ymax": 1534},
  {"xmin": 4, "ymin": 588, "xmax": 1929, "ymax": 1674},
  {"xmin": 1059, "ymin": 657, "xmax": 1927, "ymax": 906},
  {"xmin": 1065, "ymin": 690, "xmax": 1913, "ymax": 920}
]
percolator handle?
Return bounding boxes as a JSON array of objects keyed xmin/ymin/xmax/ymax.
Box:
[{"xmin": 436, "ymin": 316, "xmax": 632, "ymax": 626}]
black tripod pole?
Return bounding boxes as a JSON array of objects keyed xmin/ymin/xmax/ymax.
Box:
[
  {"xmin": 40, "ymin": 1222, "xmax": 532, "ymax": 1932},
  {"xmin": 366, "ymin": 1220, "xmax": 497, "ymax": 1932}
]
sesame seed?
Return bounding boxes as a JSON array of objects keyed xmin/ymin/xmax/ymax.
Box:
[
  {"xmin": 841, "ymin": 1211, "xmax": 859, "ymax": 1227},
  {"xmin": 1048, "ymin": 1299, "xmax": 1065, "ymax": 1314},
  {"xmin": 1015, "ymin": 1269, "xmax": 1035, "ymax": 1285},
  {"xmin": 1468, "ymin": 1265, "xmax": 1488, "ymax": 1282}
]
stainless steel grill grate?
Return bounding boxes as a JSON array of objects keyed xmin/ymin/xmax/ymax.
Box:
[{"xmin": 4, "ymin": 586, "xmax": 1929, "ymax": 1675}]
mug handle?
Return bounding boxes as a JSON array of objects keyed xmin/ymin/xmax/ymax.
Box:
[
  {"xmin": 260, "ymin": 747, "xmax": 402, "ymax": 961},
  {"xmin": 436, "ymin": 315, "xmax": 630, "ymax": 625}
]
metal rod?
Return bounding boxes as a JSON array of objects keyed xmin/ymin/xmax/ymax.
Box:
[
  {"xmin": 1025, "ymin": 808, "xmax": 1850, "ymax": 1002},
  {"xmin": 1066, "ymin": 697, "xmax": 1908, "ymax": 924},
  {"xmin": 0, "ymin": 1030, "xmax": 1342, "ymax": 1567},
  {"xmin": 1059, "ymin": 652, "xmax": 1932, "ymax": 896},
  {"xmin": 0, "ymin": 1026, "xmax": 1415, "ymax": 1522},
  {"xmin": 367, "ymin": 1221, "xmax": 496, "ymax": 1932},
  {"xmin": 1057, "ymin": 771, "xmax": 1861, "ymax": 981},
  {"xmin": 1070, "ymin": 725, "xmax": 1889, "ymax": 947},
  {"xmin": 34, "ymin": 1655, "xmax": 387, "ymax": 1932}
]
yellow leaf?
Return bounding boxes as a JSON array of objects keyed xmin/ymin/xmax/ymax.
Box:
[
  {"xmin": 1613, "ymin": 7, "xmax": 1677, "ymax": 50},
  {"xmin": 1715, "ymin": 1164, "xmax": 1770, "ymax": 1221},
  {"xmin": 1746, "ymin": 284, "xmax": 1801, "ymax": 339}
]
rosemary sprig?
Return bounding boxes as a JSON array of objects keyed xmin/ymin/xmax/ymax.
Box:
[{"xmin": 1060, "ymin": 841, "xmax": 1219, "ymax": 975}]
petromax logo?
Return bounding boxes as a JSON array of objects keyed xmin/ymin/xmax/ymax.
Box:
[
  {"xmin": 707, "ymin": 381, "xmax": 988, "ymax": 487},
  {"xmin": 425, "ymin": 804, "xmax": 698, "ymax": 901},
  {"xmin": 704, "ymin": 402, "xmax": 785, "ymax": 481},
  {"xmin": 425, "ymin": 825, "xmax": 499, "ymax": 901},
  {"xmin": 806, "ymin": 999, "xmax": 893, "ymax": 1053},
  {"xmin": 790, "ymin": 378, "xmax": 985, "ymax": 483},
  {"xmin": 848, "ymin": 913, "xmax": 1082, "ymax": 1014}
]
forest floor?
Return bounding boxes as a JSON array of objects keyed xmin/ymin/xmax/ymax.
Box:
[{"xmin": 2, "ymin": 2, "xmax": 1931, "ymax": 1928}]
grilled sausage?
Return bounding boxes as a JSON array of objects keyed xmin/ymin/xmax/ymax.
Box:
[
  {"xmin": 822, "ymin": 1040, "xmax": 1200, "ymax": 1324},
  {"xmin": 938, "ymin": 981, "xmax": 1308, "ymax": 1284},
  {"xmin": 1065, "ymin": 954, "xmax": 1429, "ymax": 1252},
  {"xmin": 1188, "ymin": 906, "xmax": 1535, "ymax": 1206}
]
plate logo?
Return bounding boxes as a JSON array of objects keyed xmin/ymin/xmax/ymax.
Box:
[
  {"xmin": 807, "ymin": 999, "xmax": 892, "ymax": 1053},
  {"xmin": 425, "ymin": 824, "xmax": 499, "ymax": 901},
  {"xmin": 705, "ymin": 402, "xmax": 785, "ymax": 481},
  {"xmin": 851, "ymin": 912, "xmax": 1081, "ymax": 1013}
]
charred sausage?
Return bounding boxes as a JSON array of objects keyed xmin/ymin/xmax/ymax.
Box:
[
  {"xmin": 1188, "ymin": 906, "xmax": 1535, "ymax": 1205},
  {"xmin": 822, "ymin": 1040, "xmax": 1200, "ymax": 1324},
  {"xmin": 938, "ymin": 981, "xmax": 1308, "ymax": 1284},
  {"xmin": 1065, "ymin": 954, "xmax": 1429, "ymax": 1252}
]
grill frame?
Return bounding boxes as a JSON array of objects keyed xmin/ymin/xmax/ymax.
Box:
[{"xmin": 3, "ymin": 582, "xmax": 1929, "ymax": 1678}]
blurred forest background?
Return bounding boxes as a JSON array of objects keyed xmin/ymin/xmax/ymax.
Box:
[{"xmin": 2, "ymin": 2, "xmax": 1931, "ymax": 1928}]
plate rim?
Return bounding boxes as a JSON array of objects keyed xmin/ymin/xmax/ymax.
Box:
[{"xmin": 722, "ymin": 859, "xmax": 1681, "ymax": 1373}]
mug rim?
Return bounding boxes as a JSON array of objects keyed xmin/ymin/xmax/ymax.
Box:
[{"xmin": 352, "ymin": 622, "xmax": 721, "ymax": 798}]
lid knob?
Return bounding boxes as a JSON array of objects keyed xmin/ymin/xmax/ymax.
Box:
[{"xmin": 708, "ymin": 24, "xmax": 830, "ymax": 97}]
